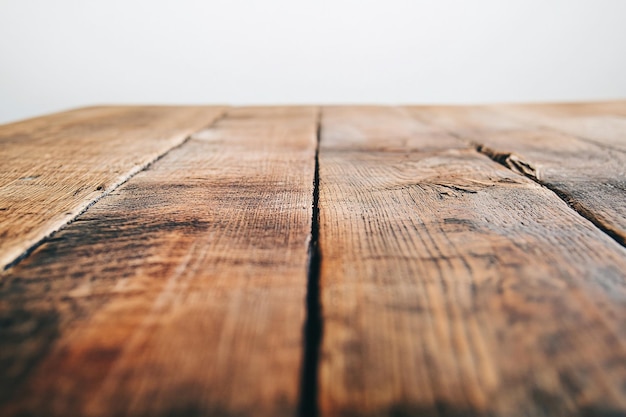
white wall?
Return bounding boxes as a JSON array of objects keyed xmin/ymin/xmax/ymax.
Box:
[{"xmin": 1, "ymin": 0, "xmax": 626, "ymax": 124}]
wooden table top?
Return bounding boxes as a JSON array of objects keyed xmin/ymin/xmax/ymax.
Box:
[{"xmin": 1, "ymin": 103, "xmax": 625, "ymax": 417}]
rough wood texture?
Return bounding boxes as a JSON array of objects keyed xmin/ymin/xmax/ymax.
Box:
[
  {"xmin": 499, "ymin": 101, "xmax": 626, "ymax": 151},
  {"xmin": 408, "ymin": 103, "xmax": 626, "ymax": 246},
  {"xmin": 0, "ymin": 106, "xmax": 224, "ymax": 269},
  {"xmin": 322, "ymin": 106, "xmax": 463, "ymax": 152},
  {"xmin": 318, "ymin": 106, "xmax": 626, "ymax": 416},
  {"xmin": 0, "ymin": 107, "xmax": 318, "ymax": 417},
  {"xmin": 1, "ymin": 104, "xmax": 626, "ymax": 417}
]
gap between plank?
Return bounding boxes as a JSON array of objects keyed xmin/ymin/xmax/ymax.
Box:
[
  {"xmin": 474, "ymin": 143, "xmax": 626, "ymax": 249},
  {"xmin": 298, "ymin": 109, "xmax": 323, "ymax": 417},
  {"xmin": 2, "ymin": 110, "xmax": 228, "ymax": 272}
]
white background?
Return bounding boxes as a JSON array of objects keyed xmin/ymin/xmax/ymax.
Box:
[{"xmin": 1, "ymin": 0, "xmax": 625, "ymax": 124}]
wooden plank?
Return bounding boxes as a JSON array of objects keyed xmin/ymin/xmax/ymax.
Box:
[
  {"xmin": 499, "ymin": 101, "xmax": 626, "ymax": 151},
  {"xmin": 0, "ymin": 106, "xmax": 318, "ymax": 417},
  {"xmin": 322, "ymin": 106, "xmax": 463, "ymax": 152},
  {"xmin": 317, "ymin": 106, "xmax": 626, "ymax": 416},
  {"xmin": 0, "ymin": 106, "xmax": 225, "ymax": 269},
  {"xmin": 409, "ymin": 104, "xmax": 626, "ymax": 246}
]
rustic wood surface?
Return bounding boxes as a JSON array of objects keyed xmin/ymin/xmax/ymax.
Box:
[
  {"xmin": 407, "ymin": 104, "xmax": 626, "ymax": 246},
  {"xmin": 0, "ymin": 107, "xmax": 317, "ymax": 417},
  {"xmin": 1, "ymin": 103, "xmax": 625, "ymax": 417},
  {"xmin": 500, "ymin": 101, "xmax": 626, "ymax": 151},
  {"xmin": 0, "ymin": 105, "xmax": 224, "ymax": 269},
  {"xmin": 318, "ymin": 106, "xmax": 626, "ymax": 417}
]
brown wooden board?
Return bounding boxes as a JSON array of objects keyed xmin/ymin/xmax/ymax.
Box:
[
  {"xmin": 499, "ymin": 101, "xmax": 626, "ymax": 151},
  {"xmin": 0, "ymin": 106, "xmax": 225, "ymax": 269},
  {"xmin": 317, "ymin": 106, "xmax": 626, "ymax": 416},
  {"xmin": 0, "ymin": 106, "xmax": 318, "ymax": 417},
  {"xmin": 321, "ymin": 106, "xmax": 463, "ymax": 152},
  {"xmin": 409, "ymin": 104, "xmax": 626, "ymax": 247}
]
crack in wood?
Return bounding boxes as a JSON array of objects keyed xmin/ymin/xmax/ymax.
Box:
[
  {"xmin": 474, "ymin": 142, "xmax": 626, "ymax": 248},
  {"xmin": 299, "ymin": 109, "xmax": 323, "ymax": 417},
  {"xmin": 2, "ymin": 110, "xmax": 228, "ymax": 272}
]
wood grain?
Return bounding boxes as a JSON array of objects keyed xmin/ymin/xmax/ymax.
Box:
[
  {"xmin": 317, "ymin": 106, "xmax": 626, "ymax": 416},
  {"xmin": 499, "ymin": 101, "xmax": 626, "ymax": 151},
  {"xmin": 0, "ymin": 106, "xmax": 318, "ymax": 417},
  {"xmin": 0, "ymin": 106, "xmax": 225, "ymax": 269},
  {"xmin": 321, "ymin": 106, "xmax": 463, "ymax": 152},
  {"xmin": 408, "ymin": 104, "xmax": 626, "ymax": 246}
]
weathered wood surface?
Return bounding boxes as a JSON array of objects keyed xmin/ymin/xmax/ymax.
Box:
[
  {"xmin": 408, "ymin": 104, "xmax": 626, "ymax": 246},
  {"xmin": 318, "ymin": 106, "xmax": 626, "ymax": 416},
  {"xmin": 0, "ymin": 106, "xmax": 225, "ymax": 269},
  {"xmin": 1, "ymin": 103, "xmax": 625, "ymax": 417},
  {"xmin": 321, "ymin": 106, "xmax": 463, "ymax": 152},
  {"xmin": 0, "ymin": 107, "xmax": 318, "ymax": 417},
  {"xmin": 499, "ymin": 101, "xmax": 626, "ymax": 151}
]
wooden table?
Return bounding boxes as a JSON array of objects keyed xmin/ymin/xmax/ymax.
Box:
[{"xmin": 1, "ymin": 103, "xmax": 625, "ymax": 417}]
